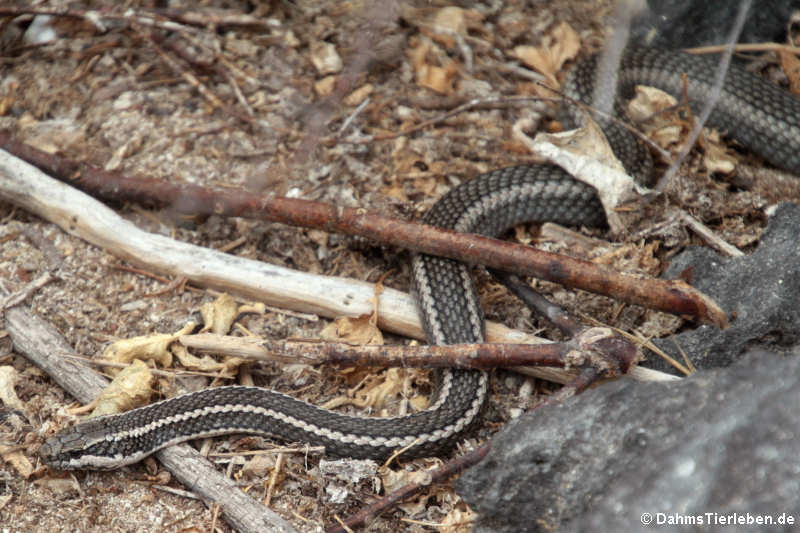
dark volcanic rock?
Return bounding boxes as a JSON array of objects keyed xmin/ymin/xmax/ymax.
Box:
[
  {"xmin": 457, "ymin": 349, "xmax": 800, "ymax": 533},
  {"xmin": 648, "ymin": 203, "xmax": 800, "ymax": 373},
  {"xmin": 631, "ymin": 0, "xmax": 800, "ymax": 49}
]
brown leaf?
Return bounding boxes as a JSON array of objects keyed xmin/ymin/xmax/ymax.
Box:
[
  {"xmin": 199, "ymin": 293, "xmax": 240, "ymax": 335},
  {"xmin": 101, "ymin": 322, "xmax": 195, "ymax": 369},
  {"xmin": 511, "ymin": 22, "xmax": 580, "ymax": 87},
  {"xmin": 779, "ymin": 50, "xmax": 800, "ymax": 95},
  {"xmin": 409, "ymin": 37, "xmax": 459, "ymax": 94},
  {"xmin": 1, "ymin": 448, "xmax": 33, "ymax": 478},
  {"xmin": 321, "ymin": 314, "xmax": 383, "ymax": 345},
  {"xmin": 90, "ymin": 359, "xmax": 154, "ymax": 417}
]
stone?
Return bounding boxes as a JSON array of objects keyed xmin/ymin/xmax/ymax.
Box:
[
  {"xmin": 630, "ymin": 0, "xmax": 800, "ymax": 49},
  {"xmin": 648, "ymin": 203, "xmax": 800, "ymax": 373},
  {"xmin": 456, "ymin": 349, "xmax": 800, "ymax": 532}
]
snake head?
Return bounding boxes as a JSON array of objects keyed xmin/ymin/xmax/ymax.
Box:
[{"xmin": 41, "ymin": 417, "xmax": 126, "ymax": 470}]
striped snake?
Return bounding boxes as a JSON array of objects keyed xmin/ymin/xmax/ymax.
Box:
[{"xmin": 41, "ymin": 48, "xmax": 800, "ymax": 469}]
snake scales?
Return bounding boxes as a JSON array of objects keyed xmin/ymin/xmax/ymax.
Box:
[{"xmin": 41, "ymin": 48, "xmax": 800, "ymax": 469}]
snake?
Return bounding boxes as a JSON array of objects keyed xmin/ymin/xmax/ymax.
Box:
[{"xmin": 41, "ymin": 48, "xmax": 800, "ymax": 469}]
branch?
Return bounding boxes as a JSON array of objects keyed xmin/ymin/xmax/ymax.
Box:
[
  {"xmin": 183, "ymin": 330, "xmax": 638, "ymax": 378},
  {"xmin": 0, "ymin": 146, "xmax": 678, "ymax": 385},
  {"xmin": 325, "ymin": 443, "xmax": 491, "ymax": 533},
  {"xmin": 2, "ymin": 293, "xmax": 296, "ymax": 533},
  {"xmin": 0, "ymin": 133, "xmax": 727, "ymax": 328}
]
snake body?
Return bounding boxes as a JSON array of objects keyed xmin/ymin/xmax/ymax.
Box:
[{"xmin": 41, "ymin": 48, "xmax": 800, "ymax": 469}]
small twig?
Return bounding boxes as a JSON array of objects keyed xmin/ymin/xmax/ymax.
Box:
[
  {"xmin": 489, "ymin": 270, "xmax": 583, "ymax": 336},
  {"xmin": 140, "ymin": 30, "xmax": 254, "ymax": 124},
  {"xmin": 675, "ymin": 210, "xmax": 744, "ymax": 257},
  {"xmin": 145, "ymin": 7, "xmax": 279, "ymax": 30},
  {"xmin": 145, "ymin": 275, "xmax": 188, "ymax": 298},
  {"xmin": 264, "ymin": 452, "xmax": 283, "ymax": 507},
  {"xmin": 337, "ymin": 97, "xmax": 371, "ymax": 136},
  {"xmin": 0, "ymin": 6, "xmax": 272, "ymax": 33},
  {"xmin": 208, "ymin": 447, "xmax": 325, "ymax": 458},
  {"xmin": 151, "ymin": 484, "xmax": 202, "ymax": 500},
  {"xmin": 325, "ymin": 443, "xmax": 491, "ymax": 533},
  {"xmin": 0, "ymin": 272, "xmax": 54, "ymax": 312},
  {"xmin": 332, "ymin": 516, "xmax": 355, "ymax": 533},
  {"xmin": 685, "ymin": 42, "xmax": 800, "ymax": 56},
  {"xmin": 334, "ymin": 95, "xmax": 560, "ymax": 145},
  {"xmin": 210, "ymin": 503, "xmax": 221, "ymax": 533},
  {"xmin": 497, "ymin": 61, "xmax": 547, "ymax": 82},
  {"xmin": 111, "ymin": 263, "xmax": 173, "ymax": 283}
]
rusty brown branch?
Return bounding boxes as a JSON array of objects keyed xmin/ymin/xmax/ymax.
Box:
[
  {"xmin": 182, "ymin": 329, "xmax": 637, "ymax": 377},
  {"xmin": 0, "ymin": 131, "xmax": 727, "ymax": 327},
  {"xmin": 260, "ymin": 338, "xmax": 593, "ymax": 372},
  {"xmin": 325, "ymin": 330, "xmax": 621, "ymax": 532}
]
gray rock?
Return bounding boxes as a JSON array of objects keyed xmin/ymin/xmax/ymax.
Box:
[
  {"xmin": 457, "ymin": 349, "xmax": 800, "ymax": 533},
  {"xmin": 631, "ymin": 0, "xmax": 800, "ymax": 49},
  {"xmin": 648, "ymin": 203, "xmax": 800, "ymax": 373}
]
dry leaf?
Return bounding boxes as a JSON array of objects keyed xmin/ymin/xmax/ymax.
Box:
[
  {"xmin": 422, "ymin": 6, "xmax": 482, "ymax": 48},
  {"xmin": 440, "ymin": 504, "xmax": 478, "ymax": 533},
  {"xmin": 320, "ymin": 368, "xmax": 408, "ymax": 411},
  {"xmin": 523, "ymin": 118, "xmax": 642, "ymax": 234},
  {"xmin": 404, "ymin": 5, "xmax": 483, "ymax": 48},
  {"xmin": 321, "ymin": 314, "xmax": 383, "ymax": 345},
  {"xmin": 628, "ymin": 86, "xmax": 736, "ymax": 173},
  {"xmin": 172, "ymin": 343, "xmax": 243, "ymax": 374},
  {"xmin": 0, "ymin": 492, "xmax": 11, "ymax": 511},
  {"xmin": 511, "ymin": 22, "xmax": 580, "ymax": 87},
  {"xmin": 779, "ymin": 49, "xmax": 800, "ymax": 94},
  {"xmin": 102, "ymin": 322, "xmax": 195, "ymax": 369},
  {"xmin": 379, "ymin": 464, "xmax": 438, "ymax": 515},
  {"xmin": 702, "ymin": 130, "xmax": 737, "ymax": 174},
  {"xmin": 309, "ymin": 41, "xmax": 342, "ymax": 75},
  {"xmin": 34, "ymin": 476, "xmax": 83, "ymax": 496},
  {"xmin": 90, "ymin": 359, "xmax": 154, "ymax": 417},
  {"xmin": 428, "ymin": 6, "xmax": 467, "ymax": 48},
  {"xmin": 1, "ymin": 447, "xmax": 33, "ymax": 478},
  {"xmin": 314, "ymin": 75, "xmax": 336, "ymax": 97},
  {"xmin": 200, "ymin": 293, "xmax": 240, "ymax": 335},
  {"xmin": 0, "ymin": 366, "xmax": 24, "ymax": 411},
  {"xmin": 344, "ymin": 83, "xmax": 373, "ymax": 106},
  {"xmin": 240, "ymin": 454, "xmax": 275, "ymax": 479},
  {"xmin": 409, "ymin": 36, "xmax": 459, "ymax": 94}
]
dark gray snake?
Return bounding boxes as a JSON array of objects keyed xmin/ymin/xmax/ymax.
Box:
[{"xmin": 41, "ymin": 48, "xmax": 800, "ymax": 469}]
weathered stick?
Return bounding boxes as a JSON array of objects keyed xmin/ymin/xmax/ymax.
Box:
[
  {"xmin": 326, "ymin": 443, "xmax": 492, "ymax": 533},
  {"xmin": 183, "ymin": 331, "xmax": 638, "ymax": 378},
  {"xmin": 2, "ymin": 296, "xmax": 297, "ymax": 533},
  {"xmin": 0, "ymin": 132, "xmax": 728, "ymax": 328},
  {"xmin": 0, "ymin": 148, "xmax": 678, "ymax": 384}
]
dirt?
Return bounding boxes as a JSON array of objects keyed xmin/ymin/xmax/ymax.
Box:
[{"xmin": 0, "ymin": 1, "xmax": 797, "ymax": 532}]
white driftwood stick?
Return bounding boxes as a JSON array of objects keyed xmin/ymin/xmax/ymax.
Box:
[
  {"xmin": 2, "ymin": 291, "xmax": 297, "ymax": 533},
  {"xmin": 0, "ymin": 149, "xmax": 678, "ymax": 386}
]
